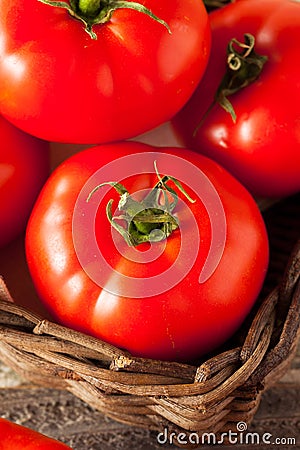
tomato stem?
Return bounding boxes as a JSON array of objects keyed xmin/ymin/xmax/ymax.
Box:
[
  {"xmin": 38, "ymin": 0, "xmax": 171, "ymax": 39},
  {"xmin": 78, "ymin": 0, "xmax": 101, "ymax": 17},
  {"xmin": 87, "ymin": 161, "xmax": 195, "ymax": 247},
  {"xmin": 194, "ymin": 33, "xmax": 268, "ymax": 135}
]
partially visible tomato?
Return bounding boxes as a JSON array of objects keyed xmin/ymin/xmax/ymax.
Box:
[
  {"xmin": 0, "ymin": 0, "xmax": 210, "ymax": 144},
  {"xmin": 173, "ymin": 0, "xmax": 300, "ymax": 198},
  {"xmin": 0, "ymin": 116, "xmax": 49, "ymax": 249},
  {"xmin": 0, "ymin": 418, "xmax": 72, "ymax": 449},
  {"xmin": 26, "ymin": 141, "xmax": 269, "ymax": 362}
]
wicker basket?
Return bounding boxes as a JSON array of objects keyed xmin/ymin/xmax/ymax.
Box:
[{"xmin": 0, "ymin": 193, "xmax": 299, "ymax": 448}]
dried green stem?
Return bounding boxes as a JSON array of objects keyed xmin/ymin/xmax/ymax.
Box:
[
  {"xmin": 38, "ymin": 0, "xmax": 171, "ymax": 39},
  {"xmin": 87, "ymin": 162, "xmax": 195, "ymax": 247},
  {"xmin": 194, "ymin": 33, "xmax": 268, "ymax": 135}
]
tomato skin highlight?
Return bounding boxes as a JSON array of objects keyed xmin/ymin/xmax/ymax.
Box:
[
  {"xmin": 172, "ymin": 0, "xmax": 300, "ymax": 198},
  {"xmin": 0, "ymin": 418, "xmax": 72, "ymax": 449},
  {"xmin": 0, "ymin": 116, "xmax": 49, "ymax": 249},
  {"xmin": 26, "ymin": 141, "xmax": 269, "ymax": 362},
  {"xmin": 0, "ymin": 0, "xmax": 210, "ymax": 144}
]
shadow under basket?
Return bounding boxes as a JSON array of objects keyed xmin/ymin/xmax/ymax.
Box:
[{"xmin": 0, "ymin": 193, "xmax": 299, "ymax": 448}]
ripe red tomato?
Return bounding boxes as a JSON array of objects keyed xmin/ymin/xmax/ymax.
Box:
[
  {"xmin": 0, "ymin": 0, "xmax": 210, "ymax": 144},
  {"xmin": 172, "ymin": 0, "xmax": 300, "ymax": 198},
  {"xmin": 0, "ymin": 418, "xmax": 72, "ymax": 449},
  {"xmin": 0, "ymin": 116, "xmax": 49, "ymax": 248},
  {"xmin": 26, "ymin": 141, "xmax": 269, "ymax": 362}
]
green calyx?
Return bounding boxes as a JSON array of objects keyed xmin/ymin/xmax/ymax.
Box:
[
  {"xmin": 38, "ymin": 0, "xmax": 171, "ymax": 39},
  {"xmin": 217, "ymin": 33, "xmax": 268, "ymax": 122},
  {"xmin": 194, "ymin": 33, "xmax": 268, "ymax": 135},
  {"xmin": 87, "ymin": 161, "xmax": 195, "ymax": 247}
]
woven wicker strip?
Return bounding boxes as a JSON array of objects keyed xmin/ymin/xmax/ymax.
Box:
[{"xmin": 0, "ymin": 193, "xmax": 299, "ymax": 448}]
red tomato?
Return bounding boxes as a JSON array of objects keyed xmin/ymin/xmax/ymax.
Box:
[
  {"xmin": 26, "ymin": 141, "xmax": 269, "ymax": 362},
  {"xmin": 0, "ymin": 116, "xmax": 49, "ymax": 248},
  {"xmin": 172, "ymin": 0, "xmax": 300, "ymax": 198},
  {"xmin": 0, "ymin": 418, "xmax": 72, "ymax": 449},
  {"xmin": 0, "ymin": 0, "xmax": 210, "ymax": 144}
]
